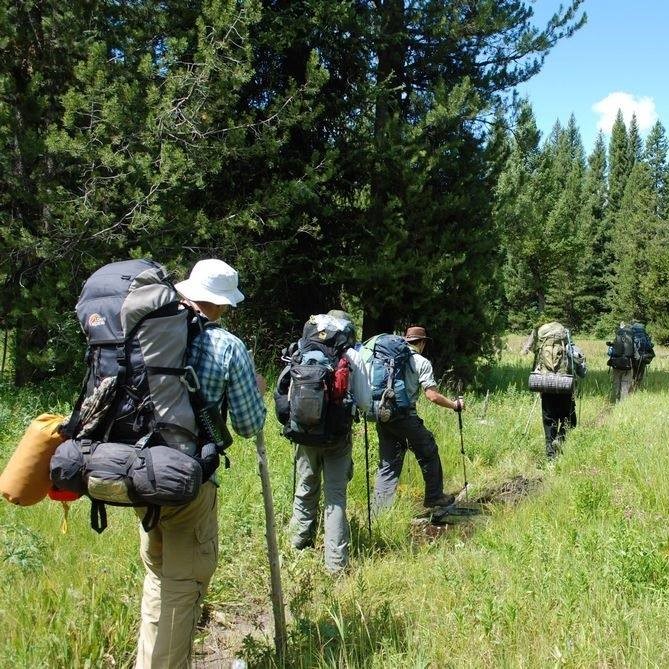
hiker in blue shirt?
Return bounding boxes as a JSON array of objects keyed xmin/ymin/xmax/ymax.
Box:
[
  {"xmin": 374, "ymin": 325, "xmax": 464, "ymax": 511},
  {"xmin": 134, "ymin": 259, "xmax": 266, "ymax": 669}
]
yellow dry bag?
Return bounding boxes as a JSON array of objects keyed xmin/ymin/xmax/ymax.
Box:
[{"xmin": 0, "ymin": 413, "xmax": 66, "ymax": 506}]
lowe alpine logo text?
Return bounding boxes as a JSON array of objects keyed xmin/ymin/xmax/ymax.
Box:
[{"xmin": 88, "ymin": 313, "xmax": 106, "ymax": 327}]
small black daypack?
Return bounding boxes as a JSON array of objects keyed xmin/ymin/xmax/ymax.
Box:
[
  {"xmin": 607, "ymin": 325, "xmax": 635, "ymax": 370},
  {"xmin": 274, "ymin": 315, "xmax": 354, "ymax": 447},
  {"xmin": 51, "ymin": 259, "xmax": 227, "ymax": 532}
]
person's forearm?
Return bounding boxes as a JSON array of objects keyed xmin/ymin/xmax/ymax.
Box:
[{"xmin": 424, "ymin": 388, "xmax": 463, "ymax": 411}]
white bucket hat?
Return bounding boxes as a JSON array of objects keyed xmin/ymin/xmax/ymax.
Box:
[{"xmin": 175, "ymin": 259, "xmax": 245, "ymax": 306}]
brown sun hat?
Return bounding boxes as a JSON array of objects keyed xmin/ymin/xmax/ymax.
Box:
[{"xmin": 404, "ymin": 326, "xmax": 431, "ymax": 342}]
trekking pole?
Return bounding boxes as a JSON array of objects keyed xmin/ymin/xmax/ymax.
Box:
[
  {"xmin": 363, "ymin": 414, "xmax": 372, "ymax": 540},
  {"xmin": 254, "ymin": 430, "xmax": 288, "ymax": 660},
  {"xmin": 456, "ymin": 380, "xmax": 468, "ymax": 502},
  {"xmin": 523, "ymin": 394, "xmax": 539, "ymax": 437},
  {"xmin": 457, "ymin": 407, "xmax": 468, "ymax": 501},
  {"xmin": 292, "ymin": 443, "xmax": 297, "ymax": 498}
]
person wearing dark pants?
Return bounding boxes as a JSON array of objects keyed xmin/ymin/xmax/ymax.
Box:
[
  {"xmin": 540, "ymin": 392, "xmax": 576, "ymax": 459},
  {"xmin": 375, "ymin": 413, "xmax": 446, "ymax": 507},
  {"xmin": 373, "ymin": 326, "xmax": 463, "ymax": 511}
]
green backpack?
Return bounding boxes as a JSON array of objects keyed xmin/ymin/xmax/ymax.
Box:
[{"xmin": 534, "ymin": 322, "xmax": 570, "ymax": 374}]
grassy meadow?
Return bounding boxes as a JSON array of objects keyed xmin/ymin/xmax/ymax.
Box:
[{"xmin": 2, "ymin": 335, "xmax": 669, "ymax": 667}]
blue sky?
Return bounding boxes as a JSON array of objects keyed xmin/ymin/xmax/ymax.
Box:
[{"xmin": 516, "ymin": 0, "xmax": 669, "ymax": 154}]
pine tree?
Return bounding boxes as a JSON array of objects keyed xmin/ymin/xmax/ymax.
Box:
[
  {"xmin": 638, "ymin": 124, "xmax": 669, "ymax": 342},
  {"xmin": 627, "ymin": 113, "xmax": 642, "ymax": 165},
  {"xmin": 643, "ymin": 120, "xmax": 669, "ymax": 218},
  {"xmin": 641, "ymin": 225, "xmax": 669, "ymax": 342},
  {"xmin": 350, "ymin": 0, "xmax": 585, "ymax": 376},
  {"xmin": 608, "ymin": 162, "xmax": 660, "ymax": 323},
  {"xmin": 0, "ymin": 0, "xmax": 97, "ymax": 383},
  {"xmin": 494, "ymin": 101, "xmax": 546, "ymax": 328},
  {"xmin": 540, "ymin": 121, "xmax": 585, "ymax": 328},
  {"xmin": 496, "ymin": 110, "xmax": 592, "ymax": 331},
  {"xmin": 576, "ymin": 132, "xmax": 609, "ymax": 331},
  {"xmin": 608, "ymin": 109, "xmax": 631, "ymax": 213}
]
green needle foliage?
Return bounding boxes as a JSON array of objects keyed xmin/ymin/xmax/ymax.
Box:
[
  {"xmin": 495, "ymin": 103, "xmax": 669, "ymax": 344},
  {"xmin": 1, "ymin": 0, "xmax": 587, "ymax": 384}
]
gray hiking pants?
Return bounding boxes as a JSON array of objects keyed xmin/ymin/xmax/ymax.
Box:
[
  {"xmin": 290, "ymin": 435, "xmax": 353, "ymax": 573},
  {"xmin": 374, "ymin": 413, "xmax": 444, "ymax": 509},
  {"xmin": 611, "ymin": 368, "xmax": 633, "ymax": 402}
]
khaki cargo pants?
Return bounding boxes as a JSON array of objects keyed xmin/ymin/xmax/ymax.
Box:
[{"xmin": 134, "ymin": 481, "xmax": 219, "ymax": 669}]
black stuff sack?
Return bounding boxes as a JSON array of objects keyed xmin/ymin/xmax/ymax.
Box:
[{"xmin": 51, "ymin": 439, "xmax": 202, "ymax": 532}]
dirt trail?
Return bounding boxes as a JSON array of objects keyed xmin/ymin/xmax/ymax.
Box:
[
  {"xmin": 474, "ymin": 474, "xmax": 543, "ymax": 505},
  {"xmin": 194, "ymin": 604, "xmax": 274, "ymax": 668}
]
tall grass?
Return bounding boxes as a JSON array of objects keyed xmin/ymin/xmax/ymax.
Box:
[{"xmin": 2, "ymin": 337, "xmax": 669, "ymax": 667}]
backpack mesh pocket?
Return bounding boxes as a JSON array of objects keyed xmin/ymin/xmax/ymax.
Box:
[{"xmin": 289, "ymin": 364, "xmax": 329, "ymax": 426}]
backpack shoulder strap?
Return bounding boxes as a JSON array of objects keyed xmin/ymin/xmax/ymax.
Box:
[{"xmin": 275, "ymin": 363, "xmax": 292, "ymax": 396}]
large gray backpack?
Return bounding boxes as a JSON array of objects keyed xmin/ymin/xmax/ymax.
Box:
[{"xmin": 52, "ymin": 259, "xmax": 219, "ymax": 532}]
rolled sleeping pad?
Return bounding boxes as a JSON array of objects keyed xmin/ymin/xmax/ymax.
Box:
[
  {"xmin": 0, "ymin": 413, "xmax": 66, "ymax": 505},
  {"xmin": 528, "ymin": 372, "xmax": 574, "ymax": 394}
]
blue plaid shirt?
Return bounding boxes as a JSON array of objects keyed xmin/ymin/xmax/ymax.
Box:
[{"xmin": 188, "ymin": 326, "xmax": 266, "ymax": 438}]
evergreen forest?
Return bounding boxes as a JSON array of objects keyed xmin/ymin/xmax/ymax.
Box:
[
  {"xmin": 6, "ymin": 3, "xmax": 669, "ymax": 668},
  {"xmin": 3, "ymin": 0, "xmax": 667, "ymax": 385}
]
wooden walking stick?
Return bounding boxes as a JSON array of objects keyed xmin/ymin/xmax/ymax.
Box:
[{"xmin": 254, "ymin": 430, "xmax": 288, "ymax": 659}]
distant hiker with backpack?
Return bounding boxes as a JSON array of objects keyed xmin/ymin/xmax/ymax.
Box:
[
  {"xmin": 607, "ymin": 322, "xmax": 636, "ymax": 402},
  {"xmin": 139, "ymin": 259, "xmax": 266, "ymax": 668},
  {"xmin": 630, "ymin": 322, "xmax": 655, "ymax": 390},
  {"xmin": 275, "ymin": 310, "xmax": 370, "ymax": 574},
  {"xmin": 607, "ymin": 321, "xmax": 655, "ymax": 401},
  {"xmin": 527, "ymin": 321, "xmax": 586, "ymax": 459},
  {"xmin": 370, "ymin": 326, "xmax": 464, "ymax": 512}
]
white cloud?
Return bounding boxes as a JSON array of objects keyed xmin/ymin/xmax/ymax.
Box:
[{"xmin": 592, "ymin": 92, "xmax": 658, "ymax": 134}]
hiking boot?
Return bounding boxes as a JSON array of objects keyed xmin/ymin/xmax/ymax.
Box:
[
  {"xmin": 546, "ymin": 438, "xmax": 562, "ymax": 460},
  {"xmin": 424, "ymin": 493, "xmax": 456, "ymax": 509},
  {"xmin": 292, "ymin": 537, "xmax": 315, "ymax": 551}
]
